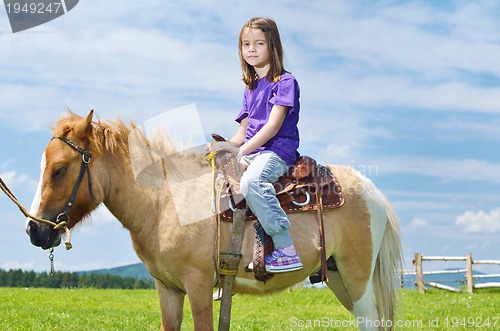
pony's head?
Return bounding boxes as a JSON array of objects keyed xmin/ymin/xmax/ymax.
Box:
[{"xmin": 26, "ymin": 110, "xmax": 101, "ymax": 249}]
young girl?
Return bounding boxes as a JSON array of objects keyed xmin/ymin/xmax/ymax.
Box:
[{"xmin": 210, "ymin": 17, "xmax": 302, "ymax": 273}]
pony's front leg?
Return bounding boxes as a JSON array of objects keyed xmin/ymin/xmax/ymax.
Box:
[
  {"xmin": 156, "ymin": 279, "xmax": 186, "ymax": 331},
  {"xmin": 184, "ymin": 272, "xmax": 215, "ymax": 331}
]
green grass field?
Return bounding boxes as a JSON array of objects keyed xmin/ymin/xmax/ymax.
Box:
[{"xmin": 0, "ymin": 287, "xmax": 498, "ymax": 330}]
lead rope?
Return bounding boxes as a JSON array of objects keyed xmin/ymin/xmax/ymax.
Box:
[{"xmin": 0, "ymin": 177, "xmax": 73, "ymax": 250}]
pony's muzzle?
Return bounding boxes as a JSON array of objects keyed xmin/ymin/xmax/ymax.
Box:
[{"xmin": 26, "ymin": 220, "xmax": 62, "ymax": 250}]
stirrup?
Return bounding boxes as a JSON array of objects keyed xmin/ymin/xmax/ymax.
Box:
[{"xmin": 213, "ymin": 288, "xmax": 223, "ymax": 301}]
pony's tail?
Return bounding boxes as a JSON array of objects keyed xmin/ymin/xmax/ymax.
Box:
[{"xmin": 373, "ymin": 197, "xmax": 403, "ymax": 330}]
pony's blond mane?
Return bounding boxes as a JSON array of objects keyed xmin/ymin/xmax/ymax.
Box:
[{"xmin": 52, "ymin": 111, "xmax": 207, "ymax": 166}]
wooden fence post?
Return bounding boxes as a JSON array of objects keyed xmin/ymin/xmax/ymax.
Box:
[
  {"xmin": 466, "ymin": 253, "xmax": 473, "ymax": 294},
  {"xmin": 414, "ymin": 252, "xmax": 425, "ymax": 294}
]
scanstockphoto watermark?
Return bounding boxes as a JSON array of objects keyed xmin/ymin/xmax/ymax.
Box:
[
  {"xmin": 289, "ymin": 316, "xmax": 425, "ymax": 329},
  {"xmin": 290, "ymin": 315, "xmax": 500, "ymax": 329},
  {"xmin": 348, "ymin": 160, "xmax": 379, "ymax": 179},
  {"xmin": 3, "ymin": 0, "xmax": 79, "ymax": 33},
  {"xmin": 128, "ymin": 104, "xmax": 213, "ymax": 227}
]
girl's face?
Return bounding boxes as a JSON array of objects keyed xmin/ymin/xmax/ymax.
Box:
[{"xmin": 241, "ymin": 27, "xmax": 271, "ymax": 73}]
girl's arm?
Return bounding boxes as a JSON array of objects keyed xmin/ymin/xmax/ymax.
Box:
[
  {"xmin": 207, "ymin": 117, "xmax": 247, "ymax": 153},
  {"xmin": 238, "ymin": 104, "xmax": 288, "ymax": 157},
  {"xmin": 210, "ymin": 105, "xmax": 288, "ymax": 156},
  {"xmin": 230, "ymin": 117, "xmax": 248, "ymax": 146}
]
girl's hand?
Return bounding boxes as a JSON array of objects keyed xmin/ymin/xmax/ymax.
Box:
[{"xmin": 210, "ymin": 141, "xmax": 241, "ymax": 156}]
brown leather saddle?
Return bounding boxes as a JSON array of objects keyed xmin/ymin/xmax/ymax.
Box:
[
  {"xmin": 210, "ymin": 136, "xmax": 344, "ymax": 221},
  {"xmin": 210, "ymin": 134, "xmax": 344, "ymax": 281}
]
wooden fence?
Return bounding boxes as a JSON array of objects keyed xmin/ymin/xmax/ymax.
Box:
[{"xmin": 402, "ymin": 253, "xmax": 500, "ymax": 294}]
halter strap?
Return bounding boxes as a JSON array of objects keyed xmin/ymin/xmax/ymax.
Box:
[
  {"xmin": 52, "ymin": 136, "xmax": 99, "ymax": 226},
  {"xmin": 55, "ymin": 136, "xmax": 92, "ymax": 160}
]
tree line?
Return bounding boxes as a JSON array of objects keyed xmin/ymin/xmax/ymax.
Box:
[{"xmin": 0, "ymin": 269, "xmax": 155, "ymax": 289}]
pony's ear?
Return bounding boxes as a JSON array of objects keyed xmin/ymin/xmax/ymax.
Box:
[{"xmin": 74, "ymin": 109, "xmax": 94, "ymax": 136}]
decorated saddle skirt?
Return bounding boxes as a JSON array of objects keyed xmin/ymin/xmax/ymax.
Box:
[{"xmin": 210, "ymin": 151, "xmax": 344, "ymax": 222}]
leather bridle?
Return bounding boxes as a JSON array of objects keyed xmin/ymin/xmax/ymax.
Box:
[{"xmin": 52, "ymin": 136, "xmax": 99, "ymax": 226}]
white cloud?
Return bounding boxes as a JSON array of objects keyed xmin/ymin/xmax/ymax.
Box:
[
  {"xmin": 299, "ymin": 69, "xmax": 500, "ymax": 115},
  {"xmin": 322, "ymin": 144, "xmax": 357, "ymax": 164},
  {"xmin": 91, "ymin": 205, "xmax": 117, "ymax": 224},
  {"xmin": 303, "ymin": 1, "xmax": 500, "ymax": 76},
  {"xmin": 434, "ymin": 117, "xmax": 500, "ymax": 141},
  {"xmin": 456, "ymin": 208, "xmax": 500, "ymax": 234},
  {"xmin": 3, "ymin": 0, "xmax": 500, "ymax": 134},
  {"xmin": 0, "ymin": 170, "xmax": 38, "ymax": 193},
  {"xmin": 0, "ymin": 3, "xmax": 242, "ymax": 130},
  {"xmin": 374, "ymin": 156, "xmax": 500, "ymax": 183},
  {"xmin": 282, "ymin": 1, "xmax": 500, "ymax": 115},
  {"xmin": 77, "ymin": 205, "xmax": 118, "ymax": 236},
  {"xmin": 408, "ymin": 217, "xmax": 431, "ymax": 231},
  {"xmin": 2, "ymin": 260, "xmax": 35, "ymax": 270}
]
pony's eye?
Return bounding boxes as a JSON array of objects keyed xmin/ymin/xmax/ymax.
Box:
[{"xmin": 52, "ymin": 166, "xmax": 68, "ymax": 179}]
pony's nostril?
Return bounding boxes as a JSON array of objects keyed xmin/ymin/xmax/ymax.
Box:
[
  {"xmin": 28, "ymin": 221, "xmax": 44, "ymax": 246},
  {"xmin": 27, "ymin": 220, "xmax": 37, "ymax": 234}
]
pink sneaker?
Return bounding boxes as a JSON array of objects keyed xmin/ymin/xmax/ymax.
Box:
[{"xmin": 265, "ymin": 247, "xmax": 303, "ymax": 273}]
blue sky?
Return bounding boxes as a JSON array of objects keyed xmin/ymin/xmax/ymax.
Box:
[{"xmin": 1, "ymin": 0, "xmax": 499, "ymax": 276}]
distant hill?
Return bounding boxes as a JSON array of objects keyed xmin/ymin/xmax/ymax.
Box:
[{"xmin": 79, "ymin": 263, "xmax": 154, "ymax": 280}]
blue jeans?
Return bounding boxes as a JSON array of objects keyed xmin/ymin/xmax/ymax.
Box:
[{"xmin": 240, "ymin": 151, "xmax": 292, "ymax": 249}]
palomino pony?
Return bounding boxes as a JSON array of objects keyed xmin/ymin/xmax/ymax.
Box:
[{"xmin": 26, "ymin": 110, "xmax": 402, "ymax": 331}]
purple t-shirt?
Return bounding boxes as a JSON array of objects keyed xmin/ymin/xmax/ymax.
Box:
[{"xmin": 235, "ymin": 72, "xmax": 300, "ymax": 166}]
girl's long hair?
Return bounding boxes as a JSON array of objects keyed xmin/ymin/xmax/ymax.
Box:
[{"xmin": 239, "ymin": 17, "xmax": 285, "ymax": 90}]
